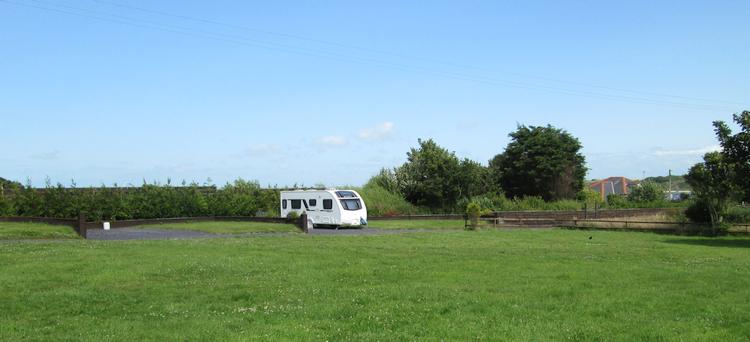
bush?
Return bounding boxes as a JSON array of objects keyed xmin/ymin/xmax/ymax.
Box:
[
  {"xmin": 286, "ymin": 211, "xmax": 300, "ymax": 222},
  {"xmin": 629, "ymin": 182, "xmax": 664, "ymax": 203},
  {"xmin": 0, "ymin": 196, "xmax": 13, "ymax": 216},
  {"xmin": 684, "ymin": 199, "xmax": 711, "ymax": 224},
  {"xmin": 367, "ymin": 168, "xmax": 400, "ymax": 195},
  {"xmin": 458, "ymin": 194, "xmax": 582, "ymax": 213},
  {"xmin": 2, "ymin": 178, "xmax": 280, "ymax": 221},
  {"xmin": 683, "ymin": 199, "xmax": 735, "ymax": 235},
  {"xmin": 725, "ymin": 206, "xmax": 750, "ymax": 223},
  {"xmin": 465, "ymin": 202, "xmax": 482, "ymax": 230},
  {"xmin": 606, "ymin": 194, "xmax": 629, "ymax": 208},
  {"xmin": 355, "ymin": 183, "xmax": 417, "ymax": 216}
]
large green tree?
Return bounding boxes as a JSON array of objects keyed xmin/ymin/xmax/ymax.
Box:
[
  {"xmin": 457, "ymin": 158, "xmax": 490, "ymax": 199},
  {"xmin": 685, "ymin": 152, "xmax": 736, "ymax": 231},
  {"xmin": 395, "ymin": 139, "xmax": 462, "ymax": 210},
  {"xmin": 628, "ymin": 182, "xmax": 664, "ymax": 203},
  {"xmin": 713, "ymin": 111, "xmax": 750, "ymax": 201},
  {"xmin": 490, "ymin": 125, "xmax": 587, "ymax": 201}
]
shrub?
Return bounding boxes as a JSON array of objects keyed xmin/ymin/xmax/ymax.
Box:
[
  {"xmin": 355, "ymin": 183, "xmax": 417, "ymax": 216},
  {"xmin": 606, "ymin": 194, "xmax": 629, "ymax": 208},
  {"xmin": 0, "ymin": 196, "xmax": 13, "ymax": 216},
  {"xmin": 367, "ymin": 168, "xmax": 400, "ymax": 195},
  {"xmin": 457, "ymin": 193, "xmax": 507, "ymax": 213},
  {"xmin": 725, "ymin": 206, "xmax": 750, "ymax": 223},
  {"xmin": 286, "ymin": 211, "xmax": 300, "ymax": 222},
  {"xmin": 458, "ymin": 194, "xmax": 582, "ymax": 212},
  {"xmin": 684, "ymin": 199, "xmax": 711, "ymax": 224},
  {"xmin": 465, "ymin": 202, "xmax": 482, "ymax": 230},
  {"xmin": 2, "ymin": 178, "xmax": 279, "ymax": 220},
  {"xmin": 629, "ymin": 182, "xmax": 664, "ymax": 203}
]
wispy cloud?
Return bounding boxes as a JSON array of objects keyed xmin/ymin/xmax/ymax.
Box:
[
  {"xmin": 241, "ymin": 144, "xmax": 280, "ymax": 157},
  {"xmin": 652, "ymin": 145, "xmax": 721, "ymax": 156},
  {"xmin": 317, "ymin": 136, "xmax": 347, "ymax": 147},
  {"xmin": 30, "ymin": 150, "xmax": 60, "ymax": 160},
  {"xmin": 358, "ymin": 121, "xmax": 394, "ymax": 140}
]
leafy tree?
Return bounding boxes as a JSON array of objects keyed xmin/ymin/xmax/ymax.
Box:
[
  {"xmin": 490, "ymin": 125, "xmax": 587, "ymax": 201},
  {"xmin": 395, "ymin": 139, "xmax": 462, "ymax": 210},
  {"xmin": 685, "ymin": 152, "xmax": 736, "ymax": 232},
  {"xmin": 0, "ymin": 177, "xmax": 22, "ymax": 190},
  {"xmin": 577, "ymin": 188, "xmax": 603, "ymax": 208},
  {"xmin": 0, "ymin": 177, "xmax": 21, "ymax": 216},
  {"xmin": 714, "ymin": 111, "xmax": 750, "ymax": 201},
  {"xmin": 367, "ymin": 168, "xmax": 400, "ymax": 194},
  {"xmin": 628, "ymin": 182, "xmax": 664, "ymax": 203},
  {"xmin": 457, "ymin": 158, "xmax": 490, "ymax": 199}
]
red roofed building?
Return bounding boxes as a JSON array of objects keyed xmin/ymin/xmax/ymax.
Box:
[{"xmin": 589, "ymin": 177, "xmax": 639, "ymax": 201}]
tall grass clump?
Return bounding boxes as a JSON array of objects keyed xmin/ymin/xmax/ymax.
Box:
[{"xmin": 458, "ymin": 194, "xmax": 583, "ymax": 213}]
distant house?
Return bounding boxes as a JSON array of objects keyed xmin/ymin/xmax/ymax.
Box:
[{"xmin": 589, "ymin": 177, "xmax": 639, "ymax": 201}]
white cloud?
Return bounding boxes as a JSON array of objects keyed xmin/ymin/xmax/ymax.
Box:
[
  {"xmin": 652, "ymin": 145, "xmax": 721, "ymax": 157},
  {"xmin": 317, "ymin": 136, "xmax": 347, "ymax": 147},
  {"xmin": 358, "ymin": 121, "xmax": 394, "ymax": 140},
  {"xmin": 242, "ymin": 144, "xmax": 280, "ymax": 157}
]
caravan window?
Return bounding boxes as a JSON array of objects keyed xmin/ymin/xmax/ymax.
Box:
[
  {"xmin": 336, "ymin": 191, "xmax": 357, "ymax": 198},
  {"xmin": 340, "ymin": 199, "xmax": 362, "ymax": 211},
  {"xmin": 282, "ymin": 200, "xmax": 287, "ymax": 209},
  {"xmin": 323, "ymin": 199, "xmax": 333, "ymax": 210},
  {"xmin": 291, "ymin": 199, "xmax": 302, "ymax": 209},
  {"xmin": 309, "ymin": 199, "xmax": 317, "ymax": 207}
]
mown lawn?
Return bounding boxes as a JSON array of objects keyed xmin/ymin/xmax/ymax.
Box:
[
  {"xmin": 367, "ymin": 219, "xmax": 465, "ymax": 230},
  {"xmin": 0, "ymin": 222, "xmax": 80, "ymax": 240},
  {"xmin": 1, "ymin": 230, "xmax": 749, "ymax": 340},
  {"xmin": 135, "ymin": 221, "xmax": 300, "ymax": 234}
]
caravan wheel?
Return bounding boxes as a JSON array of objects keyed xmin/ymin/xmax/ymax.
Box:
[{"xmin": 307, "ymin": 218, "xmax": 315, "ymax": 230}]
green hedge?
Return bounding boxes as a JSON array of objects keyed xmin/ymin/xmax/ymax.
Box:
[{"xmin": 1, "ymin": 179, "xmax": 279, "ymax": 221}]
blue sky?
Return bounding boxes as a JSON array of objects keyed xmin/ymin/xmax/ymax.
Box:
[{"xmin": 1, "ymin": 0, "xmax": 749, "ymax": 187}]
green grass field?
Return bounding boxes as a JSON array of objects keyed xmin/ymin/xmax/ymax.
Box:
[
  {"xmin": 1, "ymin": 230, "xmax": 749, "ymax": 340},
  {"xmin": 135, "ymin": 221, "xmax": 300, "ymax": 234},
  {"xmin": 367, "ymin": 219, "xmax": 465, "ymax": 230},
  {"xmin": 0, "ymin": 222, "xmax": 80, "ymax": 240}
]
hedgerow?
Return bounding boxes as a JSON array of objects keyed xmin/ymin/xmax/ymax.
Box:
[{"xmin": 0, "ymin": 178, "xmax": 279, "ymax": 221}]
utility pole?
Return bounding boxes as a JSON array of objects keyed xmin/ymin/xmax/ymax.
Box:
[{"xmin": 668, "ymin": 169, "xmax": 672, "ymax": 201}]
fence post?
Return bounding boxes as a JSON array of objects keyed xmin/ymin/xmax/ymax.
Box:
[
  {"xmin": 77, "ymin": 212, "xmax": 87, "ymax": 239},
  {"xmin": 584, "ymin": 203, "xmax": 588, "ymax": 220},
  {"xmin": 300, "ymin": 212, "xmax": 309, "ymax": 233}
]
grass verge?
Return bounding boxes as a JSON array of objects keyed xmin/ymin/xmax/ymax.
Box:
[
  {"xmin": 1, "ymin": 230, "xmax": 749, "ymax": 340},
  {"xmin": 0, "ymin": 222, "xmax": 80, "ymax": 240},
  {"xmin": 135, "ymin": 221, "xmax": 300, "ymax": 234}
]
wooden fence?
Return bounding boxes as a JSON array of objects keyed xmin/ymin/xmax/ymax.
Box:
[{"xmin": 468, "ymin": 217, "xmax": 750, "ymax": 235}]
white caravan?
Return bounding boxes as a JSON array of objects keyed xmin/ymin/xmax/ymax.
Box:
[{"xmin": 280, "ymin": 189, "xmax": 367, "ymax": 228}]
